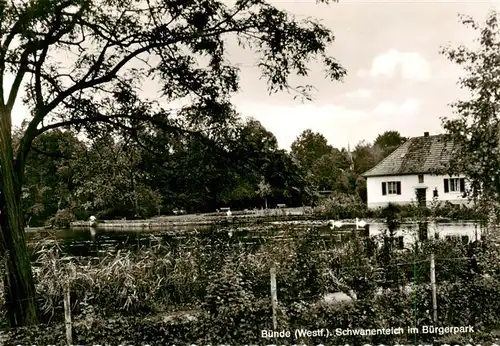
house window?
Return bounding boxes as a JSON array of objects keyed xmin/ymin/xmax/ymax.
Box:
[
  {"xmin": 418, "ymin": 174, "xmax": 424, "ymax": 183},
  {"xmin": 444, "ymin": 178, "xmax": 465, "ymax": 193},
  {"xmin": 387, "ymin": 182, "xmax": 398, "ymax": 194},
  {"xmin": 382, "ymin": 181, "xmax": 401, "ymax": 196},
  {"xmin": 450, "ymin": 178, "xmax": 460, "ymax": 192}
]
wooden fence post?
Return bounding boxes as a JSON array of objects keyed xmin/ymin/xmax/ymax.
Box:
[
  {"xmin": 270, "ymin": 265, "xmax": 278, "ymax": 329},
  {"xmin": 430, "ymin": 253, "xmax": 438, "ymax": 323},
  {"xmin": 64, "ymin": 281, "xmax": 73, "ymax": 345}
]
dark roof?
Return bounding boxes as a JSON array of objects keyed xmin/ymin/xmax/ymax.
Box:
[{"xmin": 362, "ymin": 134, "xmax": 454, "ymax": 177}]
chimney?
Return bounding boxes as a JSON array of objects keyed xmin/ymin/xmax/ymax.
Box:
[{"xmin": 424, "ymin": 132, "xmax": 429, "ymax": 137}]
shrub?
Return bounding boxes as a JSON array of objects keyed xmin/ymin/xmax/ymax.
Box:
[
  {"xmin": 431, "ymin": 201, "xmax": 486, "ymax": 220},
  {"xmin": 202, "ymin": 258, "xmax": 272, "ymax": 343},
  {"xmin": 46, "ymin": 208, "xmax": 76, "ymax": 228},
  {"xmin": 314, "ymin": 192, "xmax": 367, "ymax": 219}
]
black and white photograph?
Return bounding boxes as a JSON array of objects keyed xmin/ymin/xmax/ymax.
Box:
[{"xmin": 0, "ymin": 0, "xmax": 500, "ymax": 344}]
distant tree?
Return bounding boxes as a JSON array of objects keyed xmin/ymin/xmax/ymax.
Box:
[
  {"xmin": 74, "ymin": 135, "xmax": 162, "ymax": 219},
  {"xmin": 374, "ymin": 130, "xmax": 406, "ymax": 158},
  {"xmin": 138, "ymin": 117, "xmax": 307, "ymax": 211},
  {"xmin": 291, "ymin": 129, "xmax": 333, "ymax": 170},
  {"xmin": 291, "ymin": 129, "xmax": 351, "ymax": 194},
  {"xmin": 221, "ymin": 118, "xmax": 279, "ymax": 208},
  {"xmin": 0, "ymin": 0, "xmax": 346, "ymax": 325},
  {"xmin": 264, "ymin": 150, "xmax": 311, "ymax": 206},
  {"xmin": 237, "ymin": 118, "xmax": 279, "ymax": 154},
  {"xmin": 310, "ymin": 153, "xmax": 349, "ymax": 192},
  {"xmin": 440, "ymin": 11, "xmax": 500, "ymax": 219},
  {"xmin": 352, "ymin": 141, "xmax": 380, "ymax": 175}
]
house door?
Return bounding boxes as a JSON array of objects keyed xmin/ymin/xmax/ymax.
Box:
[{"xmin": 416, "ymin": 188, "xmax": 426, "ymax": 207}]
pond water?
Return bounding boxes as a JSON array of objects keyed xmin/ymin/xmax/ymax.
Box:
[{"xmin": 25, "ymin": 220, "xmax": 485, "ymax": 258}]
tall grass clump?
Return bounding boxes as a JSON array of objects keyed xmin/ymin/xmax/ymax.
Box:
[{"xmin": 30, "ymin": 237, "xmax": 210, "ymax": 322}]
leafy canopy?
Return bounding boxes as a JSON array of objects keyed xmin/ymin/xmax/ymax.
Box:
[
  {"xmin": 1, "ymin": 0, "xmax": 346, "ymax": 179},
  {"xmin": 441, "ymin": 11, "xmax": 500, "ymax": 217}
]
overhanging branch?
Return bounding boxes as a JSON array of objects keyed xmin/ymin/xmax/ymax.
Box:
[
  {"xmin": 44, "ymin": 24, "xmax": 253, "ymax": 116},
  {"xmin": 6, "ymin": 49, "xmax": 30, "ymax": 112}
]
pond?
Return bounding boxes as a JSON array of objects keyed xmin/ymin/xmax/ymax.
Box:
[{"xmin": 25, "ymin": 220, "xmax": 485, "ymax": 258}]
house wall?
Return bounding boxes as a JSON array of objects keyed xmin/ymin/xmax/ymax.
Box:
[{"xmin": 366, "ymin": 174, "xmax": 471, "ymax": 209}]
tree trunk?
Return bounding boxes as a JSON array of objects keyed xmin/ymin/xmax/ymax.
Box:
[
  {"xmin": 132, "ymin": 175, "xmax": 138, "ymax": 217},
  {"xmin": 0, "ymin": 111, "xmax": 39, "ymax": 327}
]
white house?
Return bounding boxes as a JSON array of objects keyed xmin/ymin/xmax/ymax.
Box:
[{"xmin": 362, "ymin": 132, "xmax": 471, "ymax": 209}]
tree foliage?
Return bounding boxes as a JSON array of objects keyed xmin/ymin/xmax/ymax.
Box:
[
  {"xmin": 352, "ymin": 140, "xmax": 381, "ymax": 175},
  {"xmin": 291, "ymin": 129, "xmax": 334, "ymax": 170},
  {"xmin": 288, "ymin": 128, "xmax": 403, "ymax": 202},
  {"xmin": 441, "ymin": 11, "xmax": 500, "ymax": 219},
  {"xmin": 374, "ymin": 130, "xmax": 406, "ymax": 158},
  {"xmin": 21, "ymin": 128, "xmax": 84, "ymax": 226}
]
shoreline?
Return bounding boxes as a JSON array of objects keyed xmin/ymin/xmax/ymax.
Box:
[{"xmin": 66, "ymin": 212, "xmax": 483, "ymax": 231}]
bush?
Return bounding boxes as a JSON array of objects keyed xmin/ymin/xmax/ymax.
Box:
[
  {"xmin": 314, "ymin": 192, "xmax": 367, "ymax": 219},
  {"xmin": 45, "ymin": 208, "xmax": 76, "ymax": 228},
  {"xmin": 431, "ymin": 201, "xmax": 486, "ymax": 220}
]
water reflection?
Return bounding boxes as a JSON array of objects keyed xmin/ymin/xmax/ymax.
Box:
[{"xmin": 26, "ymin": 221, "xmax": 484, "ymax": 258}]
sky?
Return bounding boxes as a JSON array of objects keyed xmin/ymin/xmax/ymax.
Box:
[
  {"xmin": 231, "ymin": 0, "xmax": 500, "ymax": 150},
  {"xmin": 6, "ymin": 0, "xmax": 500, "ymax": 150}
]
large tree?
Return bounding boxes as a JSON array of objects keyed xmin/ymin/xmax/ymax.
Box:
[
  {"xmin": 441, "ymin": 11, "xmax": 500, "ymax": 219},
  {"xmin": 290, "ymin": 129, "xmax": 351, "ymax": 193},
  {"xmin": 0, "ymin": 0, "xmax": 346, "ymax": 325}
]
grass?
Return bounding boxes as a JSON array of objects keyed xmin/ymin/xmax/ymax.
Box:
[{"xmin": 30, "ymin": 238, "xmax": 210, "ymax": 321}]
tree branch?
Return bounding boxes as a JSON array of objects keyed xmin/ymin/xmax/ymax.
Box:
[
  {"xmin": 34, "ymin": 47, "xmax": 50, "ymax": 108},
  {"xmin": 36, "ymin": 113, "xmax": 194, "ymax": 138},
  {"xmin": 0, "ymin": 0, "xmax": 75, "ymax": 106},
  {"xmin": 6, "ymin": 49, "xmax": 30, "ymax": 112},
  {"xmin": 44, "ymin": 24, "xmax": 253, "ymax": 116},
  {"xmin": 0, "ymin": 20, "xmax": 23, "ymax": 106},
  {"xmin": 14, "ymin": 5, "xmax": 88, "ymax": 181}
]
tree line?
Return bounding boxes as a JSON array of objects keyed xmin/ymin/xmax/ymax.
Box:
[{"xmin": 18, "ymin": 119, "xmax": 406, "ymax": 225}]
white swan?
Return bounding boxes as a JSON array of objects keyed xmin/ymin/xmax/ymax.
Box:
[
  {"xmin": 356, "ymin": 218, "xmax": 367, "ymax": 228},
  {"xmin": 328, "ymin": 220, "xmax": 343, "ymax": 229}
]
